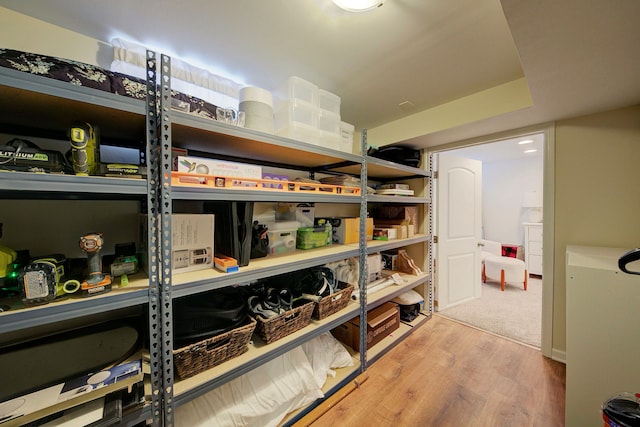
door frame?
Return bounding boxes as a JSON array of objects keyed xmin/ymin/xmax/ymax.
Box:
[{"xmin": 428, "ymin": 123, "xmax": 555, "ymax": 359}]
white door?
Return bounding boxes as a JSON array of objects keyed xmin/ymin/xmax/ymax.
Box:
[{"xmin": 435, "ymin": 153, "xmax": 482, "ymax": 311}]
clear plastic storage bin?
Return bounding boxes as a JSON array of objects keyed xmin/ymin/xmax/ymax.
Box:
[
  {"xmin": 318, "ymin": 89, "xmax": 341, "ymax": 115},
  {"xmin": 275, "ymin": 76, "xmax": 318, "ymax": 106},
  {"xmin": 318, "ymin": 109, "xmax": 340, "ymax": 135},
  {"xmin": 339, "ymin": 121, "xmax": 355, "ymax": 153},
  {"xmin": 318, "ymin": 131, "xmax": 342, "ymax": 151},
  {"xmin": 275, "ymin": 99, "xmax": 318, "ymax": 130},
  {"xmin": 276, "ymin": 122, "xmax": 318, "ymax": 145},
  {"xmin": 263, "ymin": 221, "xmax": 301, "ymax": 254}
]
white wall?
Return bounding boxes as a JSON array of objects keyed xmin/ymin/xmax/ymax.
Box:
[
  {"xmin": 482, "ymin": 156, "xmax": 543, "ymax": 245},
  {"xmin": 0, "ymin": 7, "xmax": 109, "ymax": 67}
]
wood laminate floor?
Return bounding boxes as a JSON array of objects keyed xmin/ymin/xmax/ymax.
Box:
[{"xmin": 308, "ymin": 314, "xmax": 565, "ymax": 427}]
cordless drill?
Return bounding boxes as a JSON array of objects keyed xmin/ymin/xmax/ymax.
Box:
[{"xmin": 79, "ymin": 232, "xmax": 112, "ymax": 296}]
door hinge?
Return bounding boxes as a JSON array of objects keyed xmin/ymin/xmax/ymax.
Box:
[
  {"xmin": 433, "ymin": 235, "xmax": 438, "ymax": 243},
  {"xmin": 433, "ymin": 171, "xmax": 438, "ymax": 179}
]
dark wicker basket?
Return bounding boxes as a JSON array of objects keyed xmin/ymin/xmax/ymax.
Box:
[
  {"xmin": 173, "ymin": 317, "xmax": 256, "ymax": 380},
  {"xmin": 313, "ymin": 282, "xmax": 354, "ymax": 320},
  {"xmin": 254, "ymin": 301, "xmax": 314, "ymax": 344}
]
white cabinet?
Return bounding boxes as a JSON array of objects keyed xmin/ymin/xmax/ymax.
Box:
[
  {"xmin": 566, "ymin": 246, "xmax": 640, "ymax": 427},
  {"xmin": 524, "ymin": 222, "xmax": 543, "ymax": 276}
]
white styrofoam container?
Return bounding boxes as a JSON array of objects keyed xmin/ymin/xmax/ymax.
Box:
[
  {"xmin": 318, "ymin": 89, "xmax": 341, "ymax": 115},
  {"xmin": 275, "ymin": 76, "xmax": 318, "ymax": 106}
]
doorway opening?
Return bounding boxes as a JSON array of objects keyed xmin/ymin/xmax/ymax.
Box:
[{"xmin": 431, "ymin": 131, "xmax": 546, "ymax": 349}]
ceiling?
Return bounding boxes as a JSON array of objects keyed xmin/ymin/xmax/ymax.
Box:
[{"xmin": 1, "ymin": 0, "xmax": 639, "ymax": 151}]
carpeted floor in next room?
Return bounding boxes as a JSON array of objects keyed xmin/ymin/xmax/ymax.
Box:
[{"xmin": 438, "ymin": 276, "xmax": 542, "ymax": 348}]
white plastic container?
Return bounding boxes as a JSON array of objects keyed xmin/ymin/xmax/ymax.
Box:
[
  {"xmin": 318, "ymin": 131, "xmax": 342, "ymax": 151},
  {"xmin": 275, "ymin": 99, "xmax": 318, "ymax": 130},
  {"xmin": 318, "ymin": 109, "xmax": 341, "ymax": 135},
  {"xmin": 318, "ymin": 89, "xmax": 341, "ymax": 116},
  {"xmin": 239, "ymin": 86, "xmax": 274, "ymax": 134},
  {"xmin": 276, "ymin": 122, "xmax": 318, "ymax": 145},
  {"xmin": 339, "ymin": 121, "xmax": 355, "ymax": 153},
  {"xmin": 276, "ymin": 76, "xmax": 318, "ymax": 106},
  {"xmin": 263, "ymin": 220, "xmax": 301, "ymax": 254}
]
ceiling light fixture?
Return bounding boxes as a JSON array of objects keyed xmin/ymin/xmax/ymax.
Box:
[
  {"xmin": 332, "ymin": 0, "xmax": 384, "ymax": 12},
  {"xmin": 518, "ymin": 139, "xmax": 534, "ymax": 145},
  {"xmin": 524, "ymin": 149, "xmax": 537, "ymax": 154}
]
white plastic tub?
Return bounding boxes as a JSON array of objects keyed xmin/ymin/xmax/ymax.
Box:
[{"xmin": 263, "ymin": 221, "xmax": 301, "ymax": 254}]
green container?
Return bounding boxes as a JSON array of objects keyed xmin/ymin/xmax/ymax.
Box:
[{"xmin": 296, "ymin": 223, "xmax": 332, "ymax": 250}]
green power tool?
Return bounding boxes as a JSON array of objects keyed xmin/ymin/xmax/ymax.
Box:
[{"xmin": 19, "ymin": 254, "xmax": 81, "ymax": 306}]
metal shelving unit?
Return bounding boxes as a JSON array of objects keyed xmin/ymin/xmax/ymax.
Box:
[
  {"xmin": 0, "ymin": 55, "xmax": 159, "ymax": 426},
  {"xmin": 0, "ymin": 51, "xmax": 433, "ymax": 426}
]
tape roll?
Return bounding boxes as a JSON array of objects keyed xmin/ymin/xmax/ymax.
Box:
[
  {"xmin": 63, "ymin": 279, "xmax": 81, "ymax": 294},
  {"xmin": 283, "ymin": 237, "xmax": 296, "ymax": 248}
]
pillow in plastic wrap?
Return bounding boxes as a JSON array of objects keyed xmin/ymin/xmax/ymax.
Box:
[
  {"xmin": 301, "ymin": 332, "xmax": 355, "ymax": 388},
  {"xmin": 174, "ymin": 347, "xmax": 323, "ymax": 427}
]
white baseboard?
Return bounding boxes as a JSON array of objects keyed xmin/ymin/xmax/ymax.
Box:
[{"xmin": 551, "ymin": 348, "xmax": 566, "ymax": 364}]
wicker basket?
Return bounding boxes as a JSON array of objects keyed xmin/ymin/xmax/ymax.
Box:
[
  {"xmin": 312, "ymin": 282, "xmax": 354, "ymax": 320},
  {"xmin": 254, "ymin": 301, "xmax": 314, "ymax": 344},
  {"xmin": 173, "ymin": 317, "xmax": 256, "ymax": 380}
]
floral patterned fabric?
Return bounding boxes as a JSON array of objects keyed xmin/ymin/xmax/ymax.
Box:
[{"xmin": 0, "ymin": 48, "xmax": 218, "ymax": 120}]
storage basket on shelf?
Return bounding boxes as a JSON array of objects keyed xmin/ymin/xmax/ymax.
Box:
[
  {"xmin": 173, "ymin": 317, "xmax": 257, "ymax": 380},
  {"xmin": 254, "ymin": 301, "xmax": 315, "ymax": 344},
  {"xmin": 312, "ymin": 282, "xmax": 354, "ymax": 320}
]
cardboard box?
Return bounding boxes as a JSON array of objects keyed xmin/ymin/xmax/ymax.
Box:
[
  {"xmin": 391, "ymin": 224, "xmax": 408, "ymax": 239},
  {"xmin": 375, "ymin": 206, "xmax": 419, "ymax": 226},
  {"xmin": 171, "ymin": 214, "xmax": 215, "ymax": 273},
  {"xmin": 171, "ymin": 147, "xmax": 188, "ymax": 171},
  {"xmin": 373, "ymin": 219, "xmax": 416, "ymax": 237},
  {"xmin": 337, "ymin": 302, "xmax": 400, "ymax": 351},
  {"xmin": 373, "ymin": 227, "xmax": 398, "ymax": 241},
  {"xmin": 177, "ymin": 155, "xmax": 262, "ymax": 179},
  {"xmin": 330, "ymin": 322, "xmax": 353, "ymax": 348},
  {"xmin": 140, "ymin": 214, "xmax": 215, "ymax": 274},
  {"xmin": 319, "ymin": 217, "xmax": 374, "ymax": 244}
]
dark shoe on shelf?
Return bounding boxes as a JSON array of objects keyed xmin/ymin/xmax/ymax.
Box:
[
  {"xmin": 276, "ymin": 288, "xmax": 293, "ymax": 311},
  {"xmin": 248, "ymin": 295, "xmax": 279, "ymax": 319}
]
